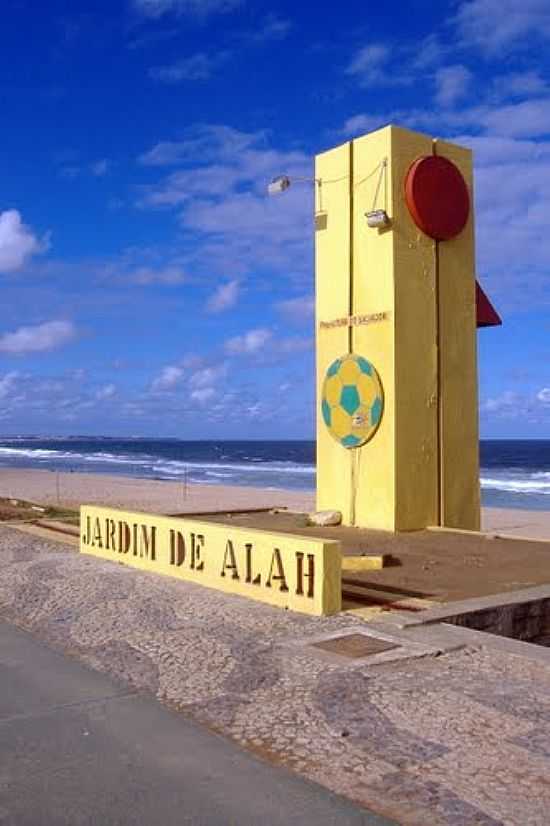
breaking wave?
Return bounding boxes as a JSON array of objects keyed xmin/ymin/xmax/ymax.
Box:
[
  {"xmin": 0, "ymin": 442, "xmax": 316, "ymax": 491},
  {"xmin": 0, "ymin": 438, "xmax": 549, "ymax": 506},
  {"xmin": 481, "ymin": 473, "xmax": 550, "ymax": 496}
]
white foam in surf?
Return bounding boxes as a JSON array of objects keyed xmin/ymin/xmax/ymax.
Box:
[
  {"xmin": 0, "ymin": 447, "xmax": 71, "ymax": 459},
  {"xmin": 481, "ymin": 476, "xmax": 550, "ymax": 495},
  {"xmin": 150, "ymin": 459, "xmax": 314, "ymax": 476}
]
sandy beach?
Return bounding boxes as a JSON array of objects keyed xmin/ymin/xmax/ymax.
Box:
[
  {"xmin": 0, "ymin": 467, "xmax": 548, "ymax": 540},
  {"xmin": 0, "ymin": 468, "xmax": 315, "ymax": 516},
  {"xmin": 483, "ymin": 506, "xmax": 550, "ymax": 540}
]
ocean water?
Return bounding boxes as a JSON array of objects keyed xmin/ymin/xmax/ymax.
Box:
[{"xmin": 0, "ymin": 437, "xmax": 548, "ymax": 511}]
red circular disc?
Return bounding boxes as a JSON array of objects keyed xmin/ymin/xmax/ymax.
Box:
[{"xmin": 405, "ymin": 155, "xmax": 470, "ymax": 241}]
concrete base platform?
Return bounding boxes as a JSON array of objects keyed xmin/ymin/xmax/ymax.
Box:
[{"xmin": 195, "ymin": 510, "xmax": 550, "ymax": 605}]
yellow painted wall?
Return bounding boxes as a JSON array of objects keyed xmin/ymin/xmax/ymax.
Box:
[
  {"xmin": 391, "ymin": 127, "xmax": 440, "ymax": 530},
  {"xmin": 315, "ymin": 142, "xmax": 353, "ymax": 521},
  {"xmin": 350, "ymin": 128, "xmax": 396, "ymax": 529},
  {"xmin": 80, "ymin": 506, "xmax": 342, "ymax": 615},
  {"xmin": 435, "ymin": 138, "xmax": 480, "ymax": 530},
  {"xmin": 315, "ymin": 125, "xmax": 480, "ymax": 532}
]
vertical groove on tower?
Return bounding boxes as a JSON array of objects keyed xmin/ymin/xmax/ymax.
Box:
[
  {"xmin": 432, "ymin": 139, "xmax": 443, "ymax": 526},
  {"xmin": 348, "ymin": 140, "xmax": 355, "ymax": 354},
  {"xmin": 348, "ymin": 140, "xmax": 356, "ymax": 525}
]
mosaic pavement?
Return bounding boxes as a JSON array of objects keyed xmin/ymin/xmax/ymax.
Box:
[{"xmin": 1, "ymin": 525, "xmax": 550, "ymax": 825}]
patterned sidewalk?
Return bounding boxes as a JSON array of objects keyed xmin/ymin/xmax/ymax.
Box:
[{"xmin": 1, "ymin": 524, "xmax": 550, "ymax": 825}]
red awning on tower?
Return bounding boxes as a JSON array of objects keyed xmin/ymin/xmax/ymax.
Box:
[{"xmin": 476, "ymin": 281, "xmax": 501, "ymax": 328}]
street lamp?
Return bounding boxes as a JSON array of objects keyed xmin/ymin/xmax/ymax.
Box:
[
  {"xmin": 267, "ymin": 175, "xmax": 292, "ymax": 195},
  {"xmin": 267, "ymin": 162, "xmax": 390, "ymax": 229},
  {"xmin": 267, "ymin": 175, "xmax": 321, "ymax": 196}
]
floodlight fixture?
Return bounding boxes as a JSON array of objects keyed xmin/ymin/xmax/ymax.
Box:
[
  {"xmin": 362, "ymin": 158, "xmax": 391, "ymax": 228},
  {"xmin": 365, "ymin": 209, "xmax": 390, "ymax": 228},
  {"xmin": 267, "ymin": 175, "xmax": 291, "ymax": 195},
  {"xmin": 267, "ymin": 175, "xmax": 321, "ymax": 196}
]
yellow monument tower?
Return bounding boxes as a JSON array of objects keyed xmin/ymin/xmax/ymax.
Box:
[
  {"xmin": 315, "ymin": 125, "xmax": 484, "ymax": 532},
  {"xmin": 78, "ymin": 124, "xmax": 501, "ymax": 617}
]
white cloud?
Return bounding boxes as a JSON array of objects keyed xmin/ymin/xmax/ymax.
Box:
[
  {"xmin": 189, "ymin": 364, "xmax": 227, "ymax": 388},
  {"xmin": 223, "ymin": 326, "xmax": 311, "ymax": 364},
  {"xmin": 481, "ymin": 98, "xmax": 550, "ymax": 137},
  {"xmin": 139, "ymin": 124, "xmax": 312, "ymax": 283},
  {"xmin": 0, "ymin": 370, "xmax": 141, "ymax": 426},
  {"xmin": 140, "ymin": 165, "xmax": 246, "ymax": 205},
  {"xmin": 337, "ymin": 99, "xmax": 550, "ymax": 310},
  {"xmin": 97, "ymin": 257, "xmax": 187, "ymax": 286},
  {"xmin": 435, "ymin": 65, "xmax": 472, "ymax": 107},
  {"xmin": 59, "ymin": 159, "xmax": 111, "ymax": 180},
  {"xmin": 453, "ymin": 131, "xmax": 550, "ymax": 308},
  {"xmin": 151, "ymin": 365, "xmax": 184, "ymax": 392},
  {"xmin": 206, "ymin": 279, "xmax": 240, "ymax": 312},
  {"xmin": 454, "ymin": 0, "xmax": 550, "ymax": 52},
  {"xmin": 181, "ymin": 353, "xmax": 206, "ymax": 369},
  {"xmin": 345, "ymin": 44, "xmax": 390, "ymax": 83},
  {"xmin": 0, "ymin": 356, "xmax": 313, "ymax": 431},
  {"xmin": 138, "ymin": 124, "xmax": 265, "ymax": 166},
  {"xmin": 149, "ymin": 51, "xmax": 231, "ymax": 83},
  {"xmin": 0, "ymin": 372, "xmax": 20, "ymax": 399},
  {"xmin": 140, "ymin": 137, "xmax": 305, "ymax": 207},
  {"xmin": 275, "ymin": 294, "xmax": 314, "ymax": 322},
  {"xmin": 341, "ymin": 97, "xmax": 550, "ymax": 143},
  {"xmin": 248, "ymin": 14, "xmax": 291, "ymax": 42},
  {"xmin": 412, "ymin": 35, "xmax": 447, "ymax": 69},
  {"xmin": 91, "ymin": 159, "xmax": 109, "ymax": 176},
  {"xmin": 225, "ymin": 327, "xmax": 272, "ymax": 355},
  {"xmin": 341, "ymin": 106, "xmax": 445, "ymax": 137},
  {"xmin": 133, "ymin": 0, "xmax": 241, "ymax": 18},
  {"xmin": 492, "ymin": 71, "xmax": 548, "ymax": 100},
  {"xmin": 126, "ymin": 265, "xmax": 186, "ymax": 285},
  {"xmin": 344, "ymin": 43, "xmax": 415, "ymax": 87},
  {"xmin": 341, "ymin": 113, "xmax": 392, "ymax": 136},
  {"xmin": 190, "ymin": 386, "xmax": 216, "ymax": 404},
  {"xmin": 467, "ymin": 135, "xmax": 550, "ymax": 163},
  {"xmin": 0, "ymin": 210, "xmax": 47, "ymax": 273},
  {"xmin": 231, "ymin": 13, "xmax": 292, "ymax": 46},
  {"xmin": 277, "ymin": 335, "xmax": 312, "ymax": 354},
  {"xmin": 480, "ymin": 387, "xmax": 550, "ymax": 422},
  {"xmin": 245, "ymin": 401, "xmax": 267, "ymax": 420},
  {"xmin": 95, "ymin": 383, "xmax": 116, "ymax": 400},
  {"xmin": 0, "ymin": 321, "xmax": 77, "ymax": 355},
  {"xmin": 188, "ymin": 365, "xmax": 226, "ymax": 405},
  {"xmin": 481, "ymin": 391, "xmax": 523, "ymax": 415},
  {"xmin": 181, "ymin": 187, "xmax": 311, "ymax": 270},
  {"xmin": 150, "ymin": 362, "xmax": 227, "ymax": 401}
]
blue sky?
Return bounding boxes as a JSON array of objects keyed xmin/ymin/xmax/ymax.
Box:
[{"xmin": 1, "ymin": 0, "xmax": 549, "ymax": 439}]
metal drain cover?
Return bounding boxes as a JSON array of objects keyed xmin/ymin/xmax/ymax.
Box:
[{"xmin": 311, "ymin": 633, "xmax": 399, "ymax": 659}]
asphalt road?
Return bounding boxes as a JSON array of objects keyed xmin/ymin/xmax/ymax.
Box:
[{"xmin": 0, "ymin": 621, "xmax": 395, "ymax": 826}]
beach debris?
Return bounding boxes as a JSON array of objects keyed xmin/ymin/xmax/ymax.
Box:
[{"xmin": 307, "ymin": 510, "xmax": 342, "ymax": 527}]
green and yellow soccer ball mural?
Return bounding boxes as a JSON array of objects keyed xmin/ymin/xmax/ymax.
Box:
[{"xmin": 321, "ymin": 354, "xmax": 384, "ymax": 448}]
